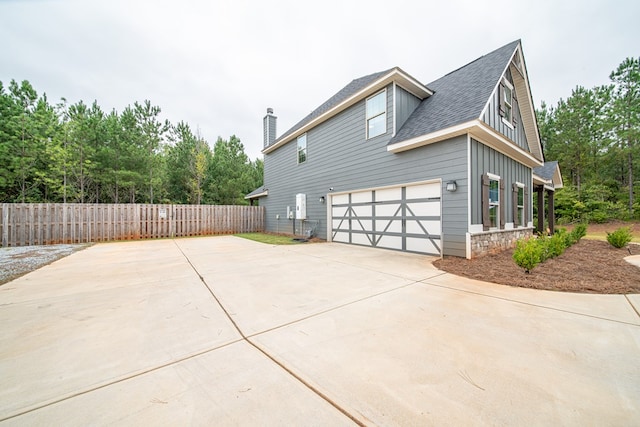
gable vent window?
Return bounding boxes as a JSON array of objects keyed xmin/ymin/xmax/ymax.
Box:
[
  {"xmin": 499, "ymin": 78, "xmax": 514, "ymax": 127},
  {"xmin": 297, "ymin": 133, "xmax": 307, "ymax": 164},
  {"xmin": 366, "ymin": 90, "xmax": 386, "ymax": 139}
]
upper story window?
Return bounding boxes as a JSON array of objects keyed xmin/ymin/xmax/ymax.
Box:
[
  {"xmin": 297, "ymin": 133, "xmax": 307, "ymax": 164},
  {"xmin": 500, "ymin": 78, "xmax": 514, "ymax": 126},
  {"xmin": 366, "ymin": 90, "xmax": 386, "ymax": 139}
]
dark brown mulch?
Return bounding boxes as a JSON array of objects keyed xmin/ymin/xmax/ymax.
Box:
[{"xmin": 433, "ymin": 240, "xmax": 640, "ymax": 294}]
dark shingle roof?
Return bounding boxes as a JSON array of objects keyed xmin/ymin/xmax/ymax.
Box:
[
  {"xmin": 275, "ymin": 68, "xmax": 395, "ymax": 143},
  {"xmin": 245, "ymin": 186, "xmax": 267, "ymax": 199},
  {"xmin": 389, "ymin": 40, "xmax": 520, "ymax": 144},
  {"xmin": 533, "ymin": 161, "xmax": 559, "ymax": 181}
]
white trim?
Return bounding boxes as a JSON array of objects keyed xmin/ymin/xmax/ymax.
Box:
[
  {"xmin": 244, "ymin": 190, "xmax": 268, "ymax": 200},
  {"xmin": 465, "ymin": 232, "xmax": 472, "ymax": 259},
  {"xmin": 326, "ymin": 193, "xmax": 332, "ymax": 242},
  {"xmin": 488, "ymin": 173, "xmax": 500, "ymax": 231},
  {"xmin": 469, "ymin": 224, "xmax": 484, "ymax": 233},
  {"xmin": 466, "ymin": 134, "xmax": 472, "ymax": 230},
  {"xmin": 387, "ymin": 119, "xmax": 543, "ymax": 167},
  {"xmin": 387, "ymin": 120, "xmax": 474, "ymax": 152},
  {"xmin": 329, "ymin": 178, "xmax": 442, "ymax": 197},
  {"xmin": 262, "ymin": 67, "xmax": 432, "ymax": 154},
  {"xmin": 501, "ymin": 118, "xmax": 514, "ymax": 129},
  {"xmin": 296, "ymin": 133, "xmax": 307, "ymax": 164},
  {"xmin": 392, "ymin": 82, "xmax": 397, "ymax": 137}
]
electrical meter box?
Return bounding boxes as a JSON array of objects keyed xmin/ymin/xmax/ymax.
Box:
[{"xmin": 295, "ymin": 193, "xmax": 307, "ymax": 220}]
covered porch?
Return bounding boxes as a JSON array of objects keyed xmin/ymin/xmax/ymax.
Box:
[{"xmin": 533, "ymin": 161, "xmax": 563, "ymax": 235}]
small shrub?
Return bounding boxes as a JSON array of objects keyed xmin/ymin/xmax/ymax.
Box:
[
  {"xmin": 513, "ymin": 238, "xmax": 544, "ymax": 273},
  {"xmin": 570, "ymin": 223, "xmax": 587, "ymax": 242},
  {"xmin": 606, "ymin": 227, "xmax": 633, "ymax": 248},
  {"xmin": 546, "ymin": 231, "xmax": 568, "ymax": 258}
]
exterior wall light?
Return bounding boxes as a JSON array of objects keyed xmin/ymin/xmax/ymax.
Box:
[
  {"xmin": 446, "ymin": 181, "xmax": 457, "ymax": 192},
  {"xmin": 319, "ymin": 196, "xmax": 325, "ymax": 204}
]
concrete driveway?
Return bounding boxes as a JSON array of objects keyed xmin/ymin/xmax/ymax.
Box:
[{"xmin": 1, "ymin": 236, "xmax": 639, "ymax": 426}]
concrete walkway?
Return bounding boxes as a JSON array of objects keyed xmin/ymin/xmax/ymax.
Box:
[{"xmin": 1, "ymin": 236, "xmax": 639, "ymax": 426}]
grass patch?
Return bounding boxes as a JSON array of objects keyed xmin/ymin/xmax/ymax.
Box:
[{"xmin": 235, "ymin": 233, "xmax": 303, "ymax": 245}]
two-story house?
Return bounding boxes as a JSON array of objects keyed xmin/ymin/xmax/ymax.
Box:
[{"xmin": 246, "ymin": 40, "xmax": 562, "ymax": 258}]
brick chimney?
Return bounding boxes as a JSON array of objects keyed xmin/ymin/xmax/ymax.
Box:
[{"xmin": 263, "ymin": 108, "xmax": 276, "ymax": 148}]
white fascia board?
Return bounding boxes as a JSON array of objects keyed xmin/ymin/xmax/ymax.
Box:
[
  {"xmin": 553, "ymin": 164, "xmax": 564, "ymax": 189},
  {"xmin": 388, "ymin": 119, "xmax": 543, "ymax": 168},
  {"xmin": 263, "ymin": 68, "xmax": 432, "ymax": 155},
  {"xmin": 471, "ymin": 121, "xmax": 543, "ymax": 168},
  {"xmin": 387, "ymin": 120, "xmax": 475, "ymax": 153},
  {"xmin": 244, "ymin": 190, "xmax": 268, "ymax": 199},
  {"xmin": 532, "ymin": 174, "xmax": 551, "ymax": 186}
]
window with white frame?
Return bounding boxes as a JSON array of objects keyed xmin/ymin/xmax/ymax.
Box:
[
  {"xmin": 366, "ymin": 90, "xmax": 386, "ymax": 139},
  {"xmin": 501, "ymin": 78, "xmax": 513, "ymax": 124},
  {"xmin": 489, "ymin": 176, "xmax": 500, "ymax": 228},
  {"xmin": 297, "ymin": 133, "xmax": 307, "ymax": 164},
  {"xmin": 516, "ymin": 183, "xmax": 524, "ymax": 227}
]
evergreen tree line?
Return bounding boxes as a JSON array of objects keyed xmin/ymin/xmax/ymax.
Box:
[
  {"xmin": 0, "ymin": 80, "xmax": 263, "ymax": 205},
  {"xmin": 537, "ymin": 57, "xmax": 640, "ymax": 222}
]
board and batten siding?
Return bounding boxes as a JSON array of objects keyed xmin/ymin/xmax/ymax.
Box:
[
  {"xmin": 469, "ymin": 138, "xmax": 532, "ymax": 226},
  {"xmin": 481, "ymin": 67, "xmax": 529, "ymax": 151},
  {"xmin": 394, "ymin": 84, "xmax": 422, "ymax": 134},
  {"xmin": 263, "ymin": 84, "xmax": 468, "ymax": 257}
]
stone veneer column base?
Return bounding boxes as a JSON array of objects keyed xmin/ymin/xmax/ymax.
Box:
[{"xmin": 469, "ymin": 228, "xmax": 534, "ymax": 258}]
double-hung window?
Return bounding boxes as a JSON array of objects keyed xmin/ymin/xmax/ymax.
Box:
[
  {"xmin": 366, "ymin": 90, "xmax": 386, "ymax": 139},
  {"xmin": 297, "ymin": 133, "xmax": 307, "ymax": 164},
  {"xmin": 501, "ymin": 78, "xmax": 513, "ymax": 125},
  {"xmin": 516, "ymin": 184, "xmax": 524, "ymax": 226},
  {"xmin": 483, "ymin": 173, "xmax": 504, "ymax": 231},
  {"xmin": 488, "ymin": 177, "xmax": 500, "ymax": 229}
]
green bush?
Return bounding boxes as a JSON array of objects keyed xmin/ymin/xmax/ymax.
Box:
[
  {"xmin": 571, "ymin": 223, "xmax": 587, "ymax": 242},
  {"xmin": 546, "ymin": 231, "xmax": 568, "ymax": 258},
  {"xmin": 513, "ymin": 225, "xmax": 587, "ymax": 273},
  {"xmin": 606, "ymin": 227, "xmax": 633, "ymax": 248},
  {"xmin": 513, "ymin": 238, "xmax": 544, "ymax": 273}
]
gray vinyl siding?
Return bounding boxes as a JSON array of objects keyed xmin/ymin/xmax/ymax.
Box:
[
  {"xmin": 481, "ymin": 68, "xmax": 529, "ymax": 151},
  {"xmin": 469, "ymin": 138, "xmax": 532, "ymax": 226},
  {"xmin": 395, "ymin": 85, "xmax": 421, "ymax": 133},
  {"xmin": 263, "ymin": 84, "xmax": 468, "ymax": 257}
]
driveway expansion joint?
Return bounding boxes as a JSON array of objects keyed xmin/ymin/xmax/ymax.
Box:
[
  {"xmin": 173, "ymin": 240, "xmax": 366, "ymax": 427},
  {"xmin": 625, "ymin": 295, "xmax": 640, "ymax": 319},
  {"xmin": 422, "ymin": 275, "xmax": 640, "ymax": 327}
]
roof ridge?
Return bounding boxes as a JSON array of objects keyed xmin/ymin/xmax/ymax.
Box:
[{"xmin": 430, "ymin": 40, "xmax": 520, "ymax": 85}]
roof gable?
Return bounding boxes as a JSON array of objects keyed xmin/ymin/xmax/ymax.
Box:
[
  {"xmin": 389, "ymin": 40, "xmax": 520, "ymax": 144},
  {"xmin": 262, "ymin": 67, "xmax": 432, "ymax": 154}
]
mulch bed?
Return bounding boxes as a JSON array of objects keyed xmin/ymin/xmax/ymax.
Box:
[{"xmin": 433, "ymin": 240, "xmax": 640, "ymax": 294}]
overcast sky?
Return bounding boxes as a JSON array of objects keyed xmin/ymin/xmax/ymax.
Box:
[{"xmin": 1, "ymin": 0, "xmax": 638, "ymax": 160}]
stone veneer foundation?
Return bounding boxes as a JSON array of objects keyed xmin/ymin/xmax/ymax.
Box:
[{"xmin": 469, "ymin": 228, "xmax": 534, "ymax": 258}]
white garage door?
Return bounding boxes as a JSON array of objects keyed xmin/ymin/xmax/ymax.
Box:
[{"xmin": 331, "ymin": 181, "xmax": 441, "ymax": 255}]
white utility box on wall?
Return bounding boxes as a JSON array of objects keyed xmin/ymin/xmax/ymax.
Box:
[{"xmin": 296, "ymin": 193, "xmax": 307, "ymax": 220}]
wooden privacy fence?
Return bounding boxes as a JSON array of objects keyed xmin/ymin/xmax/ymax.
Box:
[{"xmin": 0, "ymin": 203, "xmax": 265, "ymax": 247}]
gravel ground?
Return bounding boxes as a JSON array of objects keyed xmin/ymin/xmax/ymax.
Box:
[{"xmin": 0, "ymin": 244, "xmax": 90, "ymax": 285}]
